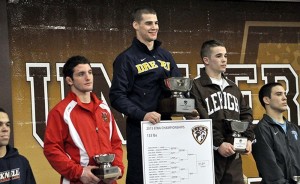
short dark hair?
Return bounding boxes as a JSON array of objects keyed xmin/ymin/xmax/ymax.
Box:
[
  {"xmin": 259, "ymin": 82, "xmax": 283, "ymax": 108},
  {"xmin": 200, "ymin": 39, "xmax": 225, "ymax": 60},
  {"xmin": 0, "ymin": 107, "xmax": 6, "ymax": 113},
  {"xmin": 131, "ymin": 6, "xmax": 156, "ymax": 22},
  {"xmin": 62, "ymin": 56, "xmax": 91, "ymax": 79}
]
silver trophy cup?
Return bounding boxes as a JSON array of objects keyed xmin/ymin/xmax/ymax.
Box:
[
  {"xmin": 159, "ymin": 77, "xmax": 195, "ymax": 116},
  {"xmin": 225, "ymin": 119, "xmax": 249, "ymax": 152},
  {"xmin": 293, "ymin": 176, "xmax": 300, "ymax": 183},
  {"xmin": 92, "ymin": 154, "xmax": 119, "ymax": 179}
]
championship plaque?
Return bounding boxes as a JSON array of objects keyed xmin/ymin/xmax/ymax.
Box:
[
  {"xmin": 141, "ymin": 120, "xmax": 215, "ymax": 184},
  {"xmin": 159, "ymin": 77, "xmax": 195, "ymax": 116}
]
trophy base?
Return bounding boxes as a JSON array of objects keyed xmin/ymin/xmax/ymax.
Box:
[
  {"xmin": 159, "ymin": 97, "xmax": 195, "ymax": 116},
  {"xmin": 92, "ymin": 166, "xmax": 119, "ymax": 179},
  {"xmin": 233, "ymin": 137, "xmax": 248, "ymax": 153}
]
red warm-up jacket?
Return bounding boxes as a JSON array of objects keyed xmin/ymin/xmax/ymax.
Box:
[{"xmin": 44, "ymin": 92, "xmax": 124, "ymax": 184}]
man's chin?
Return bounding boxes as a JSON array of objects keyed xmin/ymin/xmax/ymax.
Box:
[
  {"xmin": 0, "ymin": 141, "xmax": 9, "ymax": 146},
  {"xmin": 148, "ymin": 37, "xmax": 157, "ymax": 41}
]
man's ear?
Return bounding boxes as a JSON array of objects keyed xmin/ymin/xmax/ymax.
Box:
[
  {"xmin": 263, "ymin": 96, "xmax": 270, "ymax": 105},
  {"xmin": 203, "ymin": 57, "xmax": 209, "ymax": 65},
  {"xmin": 133, "ymin": 21, "xmax": 138, "ymax": 30},
  {"xmin": 66, "ymin": 76, "xmax": 73, "ymax": 86}
]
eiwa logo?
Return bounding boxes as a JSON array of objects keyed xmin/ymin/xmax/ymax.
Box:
[{"xmin": 192, "ymin": 125, "xmax": 208, "ymax": 145}]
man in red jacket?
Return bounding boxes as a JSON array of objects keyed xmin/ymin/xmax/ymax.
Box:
[{"xmin": 44, "ymin": 56, "xmax": 124, "ymax": 184}]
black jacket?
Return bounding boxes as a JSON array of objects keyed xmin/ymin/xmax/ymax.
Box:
[
  {"xmin": 109, "ymin": 37, "xmax": 181, "ymax": 124},
  {"xmin": 190, "ymin": 68, "xmax": 254, "ymax": 147},
  {"xmin": 252, "ymin": 114, "xmax": 300, "ymax": 184},
  {"xmin": 0, "ymin": 145, "xmax": 36, "ymax": 184}
]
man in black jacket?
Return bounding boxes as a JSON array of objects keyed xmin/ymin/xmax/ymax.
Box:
[
  {"xmin": 190, "ymin": 39, "xmax": 255, "ymax": 184},
  {"xmin": 109, "ymin": 6, "xmax": 181, "ymax": 184},
  {"xmin": 252, "ymin": 82, "xmax": 300, "ymax": 183},
  {"xmin": 0, "ymin": 107, "xmax": 36, "ymax": 184}
]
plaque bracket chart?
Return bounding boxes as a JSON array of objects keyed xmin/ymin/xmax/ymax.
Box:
[{"xmin": 141, "ymin": 119, "xmax": 215, "ymax": 184}]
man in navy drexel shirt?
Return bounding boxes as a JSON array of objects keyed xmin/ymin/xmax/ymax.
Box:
[{"xmin": 109, "ymin": 6, "xmax": 182, "ymax": 184}]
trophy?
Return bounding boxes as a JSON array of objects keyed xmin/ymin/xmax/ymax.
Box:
[
  {"xmin": 159, "ymin": 77, "xmax": 195, "ymax": 116},
  {"xmin": 91, "ymin": 154, "xmax": 120, "ymax": 179},
  {"xmin": 225, "ymin": 119, "xmax": 249, "ymax": 152},
  {"xmin": 293, "ymin": 176, "xmax": 300, "ymax": 184}
]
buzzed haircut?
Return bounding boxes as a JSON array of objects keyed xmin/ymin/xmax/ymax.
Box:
[
  {"xmin": 258, "ymin": 82, "xmax": 283, "ymax": 108},
  {"xmin": 62, "ymin": 55, "xmax": 91, "ymax": 79},
  {"xmin": 131, "ymin": 6, "xmax": 156, "ymax": 22},
  {"xmin": 0, "ymin": 107, "xmax": 6, "ymax": 113},
  {"xmin": 200, "ymin": 39, "xmax": 225, "ymax": 60}
]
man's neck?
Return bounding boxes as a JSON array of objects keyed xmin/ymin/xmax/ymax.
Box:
[
  {"xmin": 72, "ymin": 90, "xmax": 91, "ymax": 103},
  {"xmin": 0, "ymin": 146, "xmax": 7, "ymax": 158},
  {"xmin": 208, "ymin": 74, "xmax": 222, "ymax": 80},
  {"xmin": 206, "ymin": 69, "xmax": 222, "ymax": 80},
  {"xmin": 78, "ymin": 94, "xmax": 91, "ymax": 103},
  {"xmin": 137, "ymin": 37, "xmax": 154, "ymax": 51},
  {"xmin": 267, "ymin": 109, "xmax": 284, "ymax": 124}
]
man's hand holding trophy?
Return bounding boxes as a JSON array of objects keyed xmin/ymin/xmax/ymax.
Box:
[
  {"xmin": 224, "ymin": 119, "xmax": 250, "ymax": 153},
  {"xmin": 91, "ymin": 154, "xmax": 121, "ymax": 183},
  {"xmin": 159, "ymin": 77, "xmax": 199, "ymax": 119}
]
